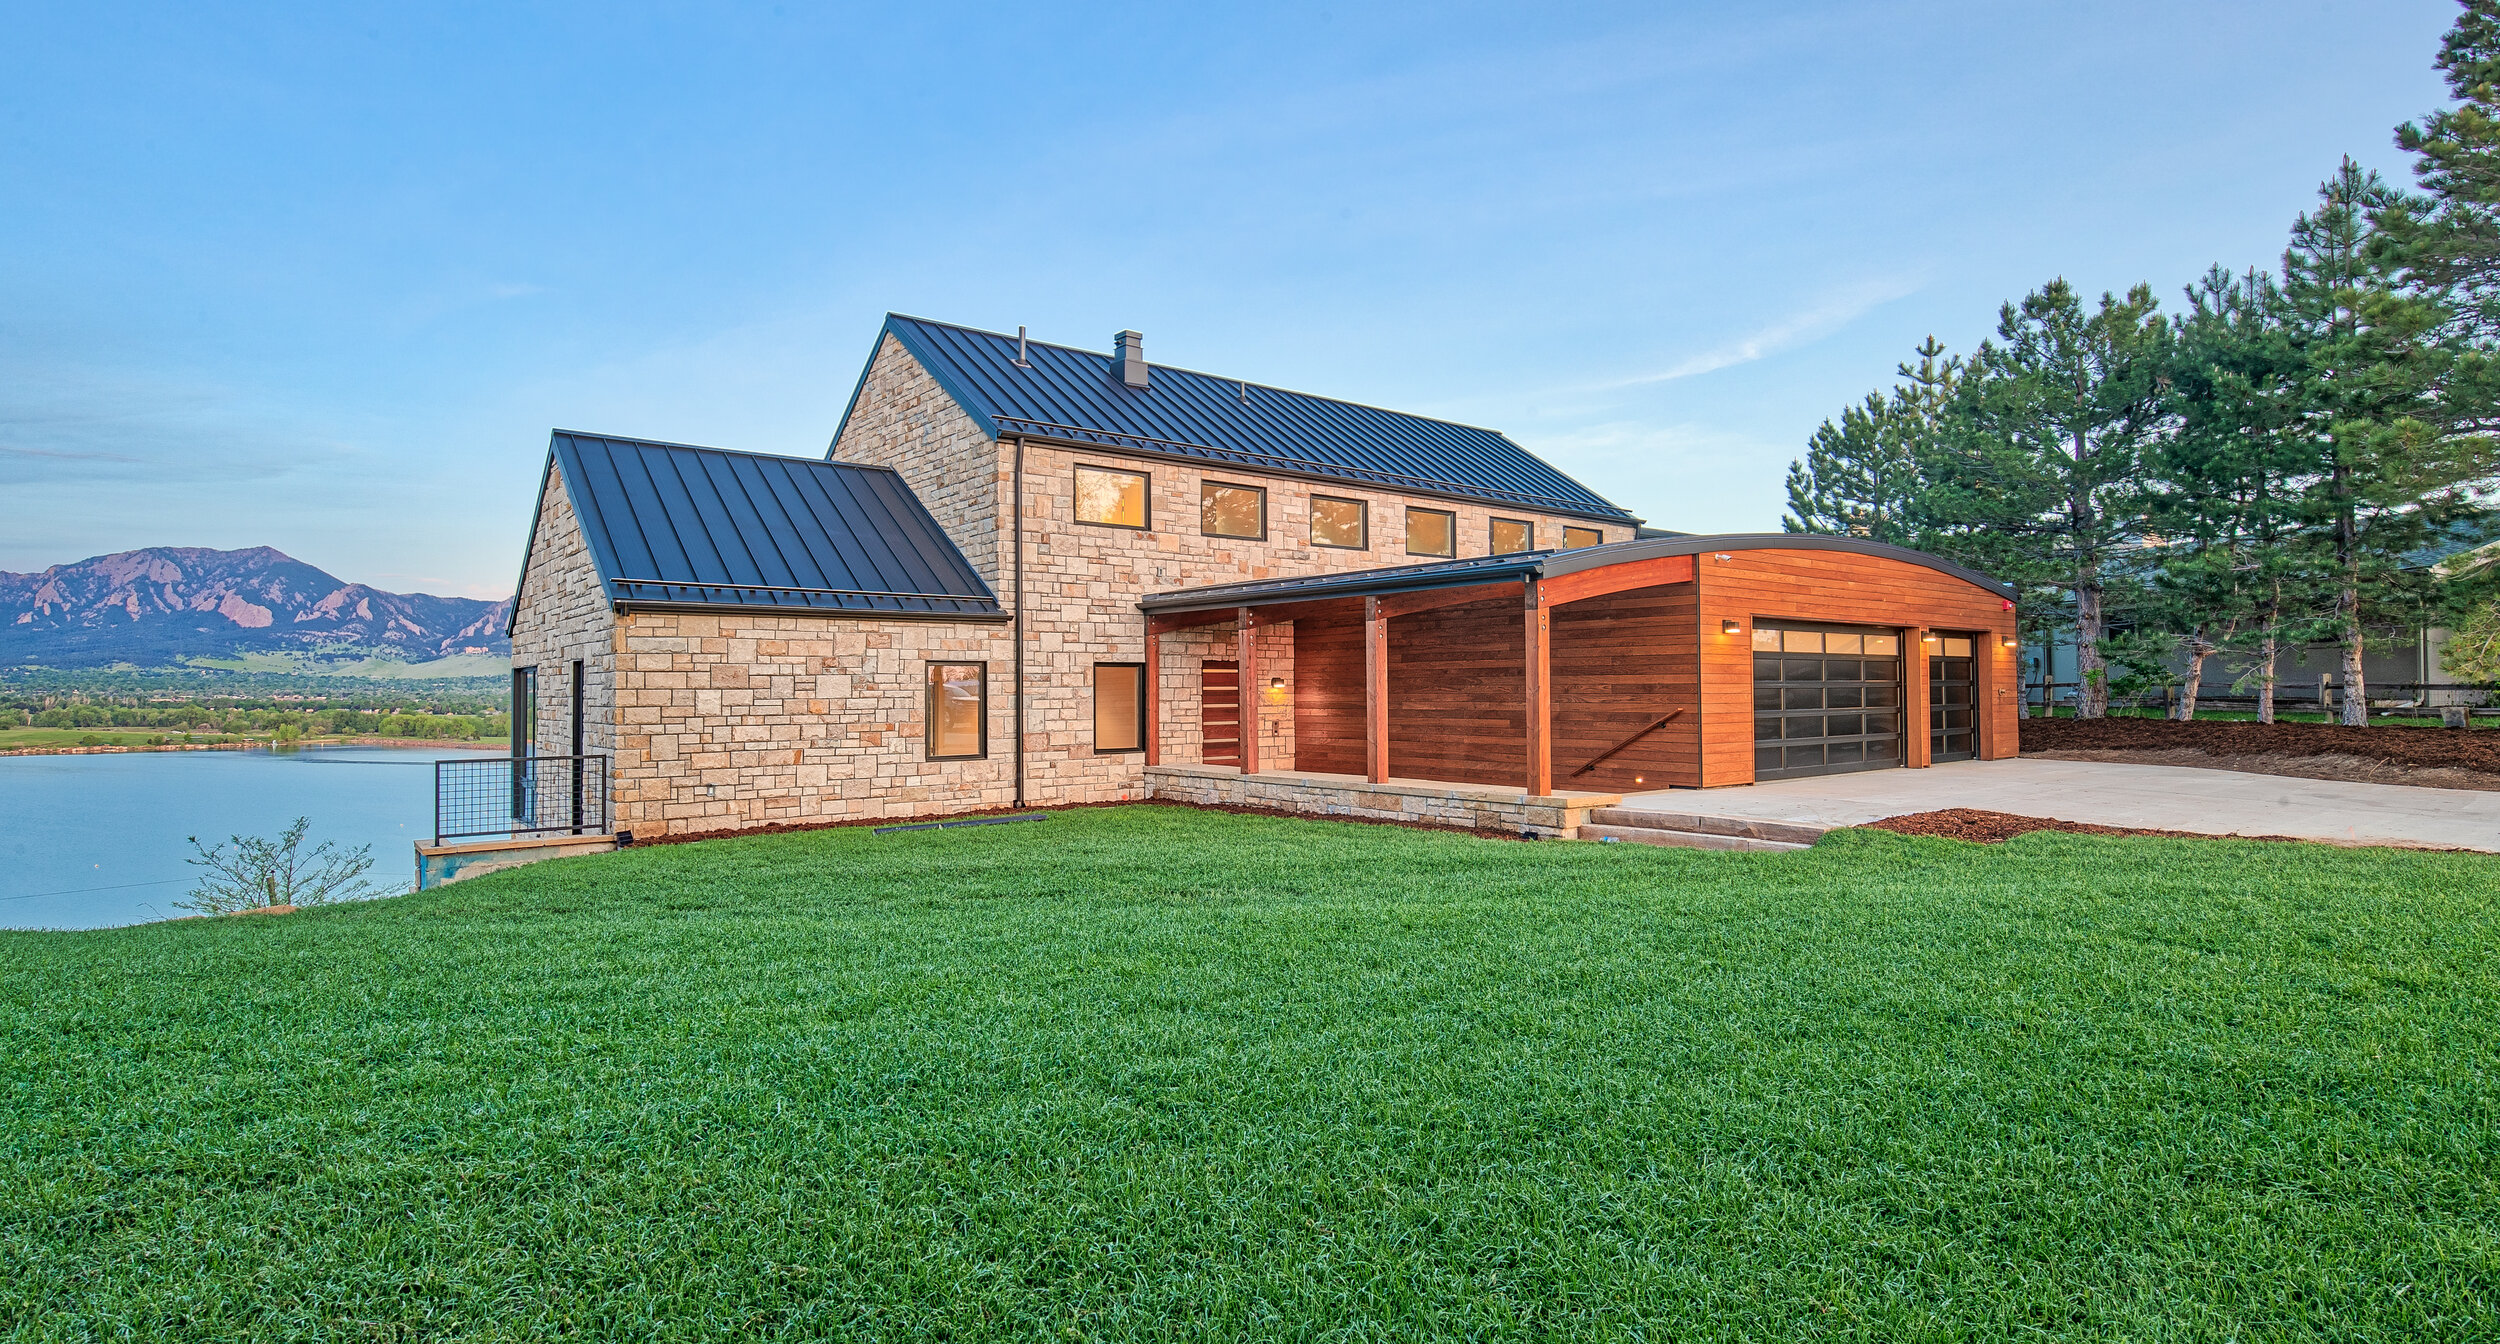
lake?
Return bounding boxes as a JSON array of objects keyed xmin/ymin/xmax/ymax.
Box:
[{"xmin": 0, "ymin": 745, "xmax": 491, "ymax": 931}]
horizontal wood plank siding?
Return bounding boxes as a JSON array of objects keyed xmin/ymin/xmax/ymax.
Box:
[
  {"xmin": 1695, "ymin": 550, "xmax": 2016, "ymax": 786},
  {"xmin": 1388, "ymin": 597, "xmax": 1525, "ymax": 787},
  {"xmin": 1292, "ymin": 615, "xmax": 1366, "ymax": 775},
  {"xmin": 1551, "ymin": 584, "xmax": 1700, "ymax": 789}
]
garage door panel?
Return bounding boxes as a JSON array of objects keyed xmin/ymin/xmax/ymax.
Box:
[{"xmin": 1752, "ymin": 623, "xmax": 1905, "ymax": 781}]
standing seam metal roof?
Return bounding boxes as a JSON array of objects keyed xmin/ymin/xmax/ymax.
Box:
[
  {"xmin": 539, "ymin": 431, "xmax": 1004, "ymax": 620},
  {"xmin": 835, "ymin": 315, "xmax": 1638, "ymax": 524}
]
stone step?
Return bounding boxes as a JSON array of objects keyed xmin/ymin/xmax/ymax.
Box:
[
  {"xmin": 1585, "ymin": 808, "xmax": 1831, "ymax": 847},
  {"xmin": 1579, "ymin": 823, "xmax": 1812, "ymax": 852}
]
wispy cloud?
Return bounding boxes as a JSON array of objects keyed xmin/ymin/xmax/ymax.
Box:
[
  {"xmin": 0, "ymin": 444, "xmax": 144, "ymax": 464},
  {"xmin": 1590, "ymin": 277, "xmax": 1923, "ymax": 390}
]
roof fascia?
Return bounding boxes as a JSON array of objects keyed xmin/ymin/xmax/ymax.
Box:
[
  {"xmin": 546, "ymin": 434, "xmax": 632, "ymax": 613},
  {"xmin": 613, "ymin": 599, "xmax": 1012, "ymax": 625},
  {"xmin": 1014, "ymin": 431, "xmax": 1636, "ymax": 527},
  {"xmin": 504, "ymin": 451, "xmax": 559, "ymax": 639},
  {"xmin": 1139, "ymin": 555, "xmax": 1546, "ymax": 614},
  {"xmin": 1539, "ymin": 533, "xmax": 2017, "ymax": 599}
]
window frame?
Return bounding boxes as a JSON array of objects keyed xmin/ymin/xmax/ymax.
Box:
[
  {"xmin": 1198, "ymin": 479, "xmax": 1269, "ymax": 541},
  {"xmin": 924, "ymin": 661, "xmax": 989, "ymax": 760},
  {"xmin": 1073, "ymin": 463, "xmax": 1151, "ymax": 531},
  {"xmin": 1091, "ymin": 661, "xmax": 1147, "ymax": 755},
  {"xmin": 1309, "ymin": 494, "xmax": 1369, "ymax": 550},
  {"xmin": 1561, "ymin": 525, "xmax": 1604, "ymax": 549},
  {"xmin": 1489, "ymin": 516, "xmax": 1535, "ymax": 554},
  {"xmin": 1404, "ymin": 506, "xmax": 1458, "ymax": 558}
]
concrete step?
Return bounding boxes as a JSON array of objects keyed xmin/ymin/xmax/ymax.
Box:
[
  {"xmin": 1585, "ymin": 808, "xmax": 1831, "ymax": 847},
  {"xmin": 1579, "ymin": 823, "xmax": 1812, "ymax": 852}
]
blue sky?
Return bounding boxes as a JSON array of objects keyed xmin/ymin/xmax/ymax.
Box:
[{"xmin": 0, "ymin": 1, "xmax": 2462, "ymax": 598}]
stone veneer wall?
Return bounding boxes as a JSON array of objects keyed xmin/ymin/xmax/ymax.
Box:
[
  {"xmin": 1143, "ymin": 765, "xmax": 1619, "ymax": 840},
  {"xmin": 508, "ymin": 467, "xmax": 618, "ymax": 763},
  {"xmin": 610, "ymin": 609, "xmax": 1016, "ymax": 836}
]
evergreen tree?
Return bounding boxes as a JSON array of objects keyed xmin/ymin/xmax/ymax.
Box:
[
  {"xmin": 2392, "ymin": 0, "xmax": 2500, "ymax": 339},
  {"xmin": 1929, "ymin": 280, "xmax": 2172, "ymax": 718},
  {"xmin": 2281, "ymin": 159, "xmax": 2493, "ymax": 724},
  {"xmin": 1781, "ymin": 337, "xmax": 1959, "ymax": 545}
]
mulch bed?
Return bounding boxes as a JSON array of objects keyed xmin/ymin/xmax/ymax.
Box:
[
  {"xmin": 1860, "ymin": 808, "xmax": 2306, "ymax": 845},
  {"xmin": 627, "ymin": 798, "xmax": 1537, "ymax": 848},
  {"xmin": 2020, "ymin": 715, "xmax": 2500, "ymax": 777}
]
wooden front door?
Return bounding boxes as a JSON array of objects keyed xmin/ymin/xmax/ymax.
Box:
[{"xmin": 1201, "ymin": 660, "xmax": 1241, "ymax": 766}]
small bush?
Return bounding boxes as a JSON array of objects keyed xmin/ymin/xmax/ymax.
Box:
[{"xmin": 177, "ymin": 817, "xmax": 380, "ymax": 914}]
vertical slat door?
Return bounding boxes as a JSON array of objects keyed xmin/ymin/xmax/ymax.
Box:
[{"xmin": 1201, "ymin": 660, "xmax": 1242, "ymax": 766}]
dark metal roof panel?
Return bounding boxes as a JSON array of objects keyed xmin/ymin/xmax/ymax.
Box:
[
  {"xmin": 547, "ymin": 431, "xmax": 1004, "ymax": 619},
  {"xmin": 868, "ymin": 315, "xmax": 1638, "ymax": 523},
  {"xmin": 1139, "ymin": 533, "xmax": 2014, "ymax": 613}
]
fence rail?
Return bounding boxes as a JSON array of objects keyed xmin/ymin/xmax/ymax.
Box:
[
  {"xmin": 434, "ymin": 754, "xmax": 610, "ymax": 844},
  {"xmin": 2023, "ymin": 680, "xmax": 2498, "ymax": 716}
]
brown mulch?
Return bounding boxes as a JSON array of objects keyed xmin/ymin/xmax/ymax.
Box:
[
  {"xmin": 1861, "ymin": 808, "xmax": 2312, "ymax": 845},
  {"xmin": 2020, "ymin": 715, "xmax": 2500, "ymax": 779},
  {"xmin": 627, "ymin": 798, "xmax": 1538, "ymax": 848}
]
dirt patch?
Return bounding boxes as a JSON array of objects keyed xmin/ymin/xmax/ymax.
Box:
[
  {"xmin": 1861, "ymin": 808, "xmax": 2310, "ymax": 845},
  {"xmin": 2020, "ymin": 715, "xmax": 2500, "ymax": 784},
  {"xmin": 627, "ymin": 798, "xmax": 1537, "ymax": 848}
]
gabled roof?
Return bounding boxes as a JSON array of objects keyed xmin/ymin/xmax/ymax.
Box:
[
  {"xmin": 1137, "ymin": 533, "xmax": 2016, "ymax": 615},
  {"xmin": 835, "ymin": 314, "xmax": 1639, "ymax": 525},
  {"xmin": 528, "ymin": 431, "xmax": 1005, "ymax": 622}
]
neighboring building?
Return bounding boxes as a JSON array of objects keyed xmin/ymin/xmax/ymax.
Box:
[{"xmin": 509, "ymin": 316, "xmax": 2019, "ymax": 839}]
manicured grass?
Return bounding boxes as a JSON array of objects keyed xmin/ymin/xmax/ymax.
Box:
[{"xmin": 4, "ymin": 807, "xmax": 2496, "ymax": 1340}]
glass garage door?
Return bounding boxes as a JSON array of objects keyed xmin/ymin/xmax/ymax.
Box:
[
  {"xmin": 1752, "ymin": 624, "xmax": 1904, "ymax": 780},
  {"xmin": 1929, "ymin": 634, "xmax": 1977, "ymax": 762}
]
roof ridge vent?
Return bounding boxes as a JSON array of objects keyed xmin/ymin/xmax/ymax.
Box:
[{"xmin": 1112, "ymin": 330, "xmax": 1148, "ymax": 390}]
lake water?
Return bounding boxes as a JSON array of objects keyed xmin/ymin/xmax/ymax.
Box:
[{"xmin": 0, "ymin": 746, "xmax": 491, "ymax": 931}]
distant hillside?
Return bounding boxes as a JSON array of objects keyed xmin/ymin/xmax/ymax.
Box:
[{"xmin": 0, "ymin": 546, "xmax": 513, "ymax": 671}]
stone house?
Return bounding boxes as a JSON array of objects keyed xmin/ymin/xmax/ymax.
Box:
[{"xmin": 508, "ymin": 315, "xmax": 2017, "ymax": 839}]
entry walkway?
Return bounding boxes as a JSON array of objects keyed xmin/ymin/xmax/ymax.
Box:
[{"xmin": 1618, "ymin": 758, "xmax": 2500, "ymax": 853}]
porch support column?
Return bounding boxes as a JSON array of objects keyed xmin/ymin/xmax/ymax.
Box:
[
  {"xmin": 1142, "ymin": 613, "xmax": 1160, "ymax": 767},
  {"xmin": 1524, "ymin": 578, "xmax": 1551, "ymax": 797},
  {"xmin": 1236, "ymin": 607, "xmax": 1260, "ymax": 776},
  {"xmin": 1906, "ymin": 626, "xmax": 1933, "ymax": 769},
  {"xmin": 1364, "ymin": 595, "xmax": 1389, "ymax": 784}
]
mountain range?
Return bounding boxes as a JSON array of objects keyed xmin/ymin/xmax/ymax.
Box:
[{"xmin": 0, "ymin": 546, "xmax": 513, "ymax": 670}]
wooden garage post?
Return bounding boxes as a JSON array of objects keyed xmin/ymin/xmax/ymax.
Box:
[
  {"xmin": 1524, "ymin": 578, "xmax": 1552, "ymax": 796},
  {"xmin": 1236, "ymin": 607, "xmax": 1260, "ymax": 776},
  {"xmin": 1906, "ymin": 626, "xmax": 1933, "ymax": 768},
  {"xmin": 1364, "ymin": 595, "xmax": 1389, "ymax": 784},
  {"xmin": 1142, "ymin": 614, "xmax": 1160, "ymax": 767}
]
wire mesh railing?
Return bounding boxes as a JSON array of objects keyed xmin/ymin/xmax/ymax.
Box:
[{"xmin": 434, "ymin": 755, "xmax": 609, "ymax": 844}]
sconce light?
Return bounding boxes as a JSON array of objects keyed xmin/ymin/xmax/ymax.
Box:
[
  {"xmin": 1269, "ymin": 677, "xmax": 1286, "ymax": 691},
  {"xmin": 2001, "ymin": 635, "xmax": 2018, "ymax": 649},
  {"xmin": 1721, "ymin": 619, "xmax": 1742, "ymax": 635}
]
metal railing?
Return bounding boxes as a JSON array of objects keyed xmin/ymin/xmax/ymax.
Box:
[{"xmin": 433, "ymin": 754, "xmax": 609, "ymax": 844}]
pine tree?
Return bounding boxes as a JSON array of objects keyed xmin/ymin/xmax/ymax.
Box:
[
  {"xmin": 1929, "ymin": 280, "xmax": 2172, "ymax": 718},
  {"xmin": 2392, "ymin": 0, "xmax": 2500, "ymax": 338},
  {"xmin": 2282, "ymin": 159, "xmax": 2493, "ymax": 724},
  {"xmin": 1781, "ymin": 337, "xmax": 1960, "ymax": 545}
]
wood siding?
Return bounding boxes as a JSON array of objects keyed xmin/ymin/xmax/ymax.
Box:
[
  {"xmin": 1695, "ymin": 550, "xmax": 2016, "ymax": 786},
  {"xmin": 1551, "ymin": 584, "xmax": 1701, "ymax": 790},
  {"xmin": 1292, "ymin": 616, "xmax": 1366, "ymax": 775}
]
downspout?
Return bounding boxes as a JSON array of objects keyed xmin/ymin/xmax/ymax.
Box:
[{"xmin": 1012, "ymin": 434, "xmax": 1027, "ymax": 808}]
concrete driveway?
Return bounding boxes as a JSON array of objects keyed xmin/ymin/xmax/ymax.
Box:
[{"xmin": 1619, "ymin": 757, "xmax": 2500, "ymax": 852}]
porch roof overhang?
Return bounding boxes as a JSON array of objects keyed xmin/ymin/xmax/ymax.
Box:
[{"xmin": 1137, "ymin": 532, "xmax": 2017, "ymax": 616}]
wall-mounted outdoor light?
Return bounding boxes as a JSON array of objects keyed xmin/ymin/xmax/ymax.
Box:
[
  {"xmin": 2001, "ymin": 635, "xmax": 2018, "ymax": 648},
  {"xmin": 1721, "ymin": 619, "xmax": 1742, "ymax": 635},
  {"xmin": 1270, "ymin": 676, "xmax": 1286, "ymax": 691}
]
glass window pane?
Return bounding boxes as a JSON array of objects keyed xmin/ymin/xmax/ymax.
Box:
[
  {"xmin": 1311, "ymin": 496, "xmax": 1367, "ymax": 548},
  {"xmin": 1405, "ymin": 508, "xmax": 1455, "ymax": 557},
  {"xmin": 1943, "ymin": 636, "xmax": 1973, "ymax": 657},
  {"xmin": 929, "ymin": 663, "xmax": 985, "ymax": 757},
  {"xmin": 1755, "ymin": 746, "xmax": 1782, "ymax": 771},
  {"xmin": 1865, "ymin": 685, "xmax": 1898, "ymax": 708},
  {"xmin": 1781, "ymin": 630, "xmax": 1823, "ymax": 653},
  {"xmin": 1200, "ymin": 483, "xmax": 1265, "ymax": 539},
  {"xmin": 1754, "ymin": 716, "xmax": 1782, "ymax": 741},
  {"xmin": 1784, "ymin": 688, "xmax": 1821, "ymax": 710},
  {"xmin": 1782, "ymin": 658, "xmax": 1821, "ymax": 681},
  {"xmin": 1828, "ymin": 713, "xmax": 1864, "ymax": 737},
  {"xmin": 1826, "ymin": 687, "xmax": 1863, "ymax": 709},
  {"xmin": 1753, "ymin": 686, "xmax": 1782, "ymax": 710},
  {"xmin": 1490, "ymin": 518, "xmax": 1533, "ymax": 553},
  {"xmin": 1864, "ymin": 658, "xmax": 1898, "ymax": 681},
  {"xmin": 1864, "ymin": 633, "xmax": 1899, "ymax": 656},
  {"xmin": 1075, "ymin": 466, "xmax": 1147, "ymax": 527},
  {"xmin": 1868, "ymin": 738, "xmax": 1898, "ymax": 760},
  {"xmin": 1750, "ymin": 628, "xmax": 1781, "ymax": 652},
  {"xmin": 1826, "ymin": 632, "xmax": 1863, "ymax": 655},
  {"xmin": 1826, "ymin": 660, "xmax": 1861, "ymax": 682},
  {"xmin": 1094, "ymin": 664, "xmax": 1142, "ymax": 751},
  {"xmin": 1561, "ymin": 526, "xmax": 1603, "ymax": 549},
  {"xmin": 1829, "ymin": 741, "xmax": 1865, "ymax": 764}
]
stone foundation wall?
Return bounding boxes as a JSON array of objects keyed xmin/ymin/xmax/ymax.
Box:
[{"xmin": 1144, "ymin": 764, "xmax": 1618, "ymax": 840}]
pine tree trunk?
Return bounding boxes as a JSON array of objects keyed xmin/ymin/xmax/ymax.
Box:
[
  {"xmin": 2076, "ymin": 580, "xmax": 2107, "ymax": 719},
  {"xmin": 2256, "ymin": 633, "xmax": 2279, "ymax": 724},
  {"xmin": 2340, "ymin": 589, "xmax": 2369, "ymax": 727},
  {"xmin": 2179, "ymin": 639, "xmax": 2209, "ymax": 721}
]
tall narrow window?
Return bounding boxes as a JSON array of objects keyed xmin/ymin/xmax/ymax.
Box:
[
  {"xmin": 1561, "ymin": 525, "xmax": 1604, "ymax": 549},
  {"xmin": 1311, "ymin": 495, "xmax": 1368, "ymax": 549},
  {"xmin": 1489, "ymin": 517, "xmax": 1533, "ymax": 554},
  {"xmin": 1093, "ymin": 662, "xmax": 1145, "ymax": 752},
  {"xmin": 926, "ymin": 662, "xmax": 987, "ymax": 759},
  {"xmin": 511, "ymin": 666, "xmax": 537, "ymax": 757},
  {"xmin": 1405, "ymin": 507, "xmax": 1456, "ymax": 557},
  {"xmin": 1074, "ymin": 465, "xmax": 1149, "ymax": 529},
  {"xmin": 1200, "ymin": 481, "xmax": 1267, "ymax": 539}
]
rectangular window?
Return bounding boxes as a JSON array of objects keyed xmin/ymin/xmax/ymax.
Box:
[
  {"xmin": 926, "ymin": 662, "xmax": 987, "ymax": 759},
  {"xmin": 1200, "ymin": 481, "xmax": 1267, "ymax": 539},
  {"xmin": 1489, "ymin": 517, "xmax": 1534, "ymax": 554},
  {"xmin": 511, "ymin": 666, "xmax": 537, "ymax": 757},
  {"xmin": 1074, "ymin": 464, "xmax": 1148, "ymax": 529},
  {"xmin": 1561, "ymin": 525, "xmax": 1604, "ymax": 549},
  {"xmin": 1311, "ymin": 495, "xmax": 1368, "ymax": 549},
  {"xmin": 1405, "ymin": 506, "xmax": 1456, "ymax": 557},
  {"xmin": 1093, "ymin": 662, "xmax": 1145, "ymax": 752}
]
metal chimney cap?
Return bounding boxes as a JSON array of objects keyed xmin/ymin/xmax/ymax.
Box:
[{"xmin": 1112, "ymin": 330, "xmax": 1149, "ymax": 389}]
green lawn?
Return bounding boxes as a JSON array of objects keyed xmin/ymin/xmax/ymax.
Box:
[{"xmin": 4, "ymin": 807, "xmax": 2495, "ymax": 1340}]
